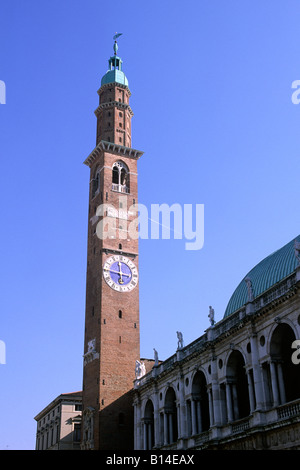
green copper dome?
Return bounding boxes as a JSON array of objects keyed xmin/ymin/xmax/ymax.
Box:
[
  {"xmin": 101, "ymin": 59, "xmax": 129, "ymax": 87},
  {"xmin": 101, "ymin": 39, "xmax": 129, "ymax": 87},
  {"xmin": 224, "ymin": 235, "xmax": 300, "ymax": 318}
]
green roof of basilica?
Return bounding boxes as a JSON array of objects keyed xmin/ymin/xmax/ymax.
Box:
[{"xmin": 224, "ymin": 235, "xmax": 300, "ymax": 318}]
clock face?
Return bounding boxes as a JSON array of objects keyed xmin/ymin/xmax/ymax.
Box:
[{"xmin": 103, "ymin": 255, "xmax": 138, "ymax": 292}]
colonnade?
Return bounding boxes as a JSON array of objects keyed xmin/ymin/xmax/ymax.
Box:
[{"xmin": 134, "ymin": 322, "xmax": 299, "ymax": 450}]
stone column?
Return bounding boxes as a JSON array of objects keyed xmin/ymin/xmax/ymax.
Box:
[
  {"xmin": 277, "ymin": 361, "xmax": 286, "ymax": 405},
  {"xmin": 177, "ymin": 403, "xmax": 181, "ymax": 440},
  {"xmin": 246, "ymin": 369, "xmax": 255, "ymax": 413},
  {"xmin": 196, "ymin": 400, "xmax": 202, "ymax": 434},
  {"xmin": 143, "ymin": 420, "xmax": 147, "ymax": 450},
  {"xmin": 148, "ymin": 423, "xmax": 152, "ymax": 450},
  {"xmin": 270, "ymin": 361, "xmax": 280, "ymax": 407},
  {"xmin": 250, "ymin": 334, "xmax": 264, "ymax": 410},
  {"xmin": 232, "ymin": 382, "xmax": 239, "ymax": 420},
  {"xmin": 226, "ymin": 382, "xmax": 233, "ymax": 422},
  {"xmin": 191, "ymin": 399, "xmax": 197, "ymax": 435},
  {"xmin": 211, "ymin": 355, "xmax": 221, "ymax": 425},
  {"xmin": 153, "ymin": 388, "xmax": 159, "ymax": 448},
  {"xmin": 168, "ymin": 413, "xmax": 173, "ymax": 443},
  {"xmin": 208, "ymin": 386, "xmax": 214, "ymax": 426},
  {"xmin": 133, "ymin": 402, "xmax": 137, "ymax": 450},
  {"xmin": 163, "ymin": 412, "xmax": 168, "ymax": 445},
  {"xmin": 186, "ymin": 400, "xmax": 192, "ymax": 436},
  {"xmin": 178, "ymin": 374, "xmax": 187, "ymax": 439},
  {"xmin": 134, "ymin": 399, "xmax": 142, "ymax": 450}
]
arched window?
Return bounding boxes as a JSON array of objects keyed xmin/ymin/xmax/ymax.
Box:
[
  {"xmin": 164, "ymin": 387, "xmax": 178, "ymax": 445},
  {"xmin": 187, "ymin": 371, "xmax": 210, "ymax": 436},
  {"xmin": 225, "ymin": 350, "xmax": 250, "ymax": 422},
  {"xmin": 92, "ymin": 168, "xmax": 100, "ymax": 198},
  {"xmin": 269, "ymin": 323, "xmax": 300, "ymax": 405},
  {"xmin": 111, "ymin": 161, "xmax": 130, "ymax": 193},
  {"xmin": 112, "ymin": 165, "xmax": 119, "ymax": 184},
  {"xmin": 143, "ymin": 400, "xmax": 155, "ymax": 450}
]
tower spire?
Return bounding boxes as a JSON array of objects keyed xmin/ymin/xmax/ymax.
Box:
[{"xmin": 100, "ymin": 33, "xmax": 128, "ymax": 88}]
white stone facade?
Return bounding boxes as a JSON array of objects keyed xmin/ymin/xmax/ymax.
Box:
[{"xmin": 134, "ymin": 268, "xmax": 300, "ymax": 450}]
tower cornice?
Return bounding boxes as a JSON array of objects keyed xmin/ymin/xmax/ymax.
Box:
[
  {"xmin": 83, "ymin": 140, "xmax": 144, "ymax": 167},
  {"xmin": 94, "ymin": 101, "xmax": 134, "ymax": 117},
  {"xmin": 97, "ymin": 82, "xmax": 132, "ymax": 97}
]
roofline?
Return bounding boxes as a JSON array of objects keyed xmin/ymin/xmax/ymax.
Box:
[
  {"xmin": 34, "ymin": 391, "xmax": 82, "ymax": 421},
  {"xmin": 134, "ymin": 267, "xmax": 300, "ymax": 391}
]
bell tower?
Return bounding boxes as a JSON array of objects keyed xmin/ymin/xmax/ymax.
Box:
[{"xmin": 81, "ymin": 37, "xmax": 144, "ymax": 450}]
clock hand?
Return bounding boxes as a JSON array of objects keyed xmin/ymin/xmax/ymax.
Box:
[
  {"xmin": 117, "ymin": 262, "xmax": 124, "ymax": 284},
  {"xmin": 104, "ymin": 268, "xmax": 130, "ymax": 277}
]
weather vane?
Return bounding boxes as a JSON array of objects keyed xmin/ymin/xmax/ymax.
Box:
[{"xmin": 113, "ymin": 32, "xmax": 123, "ymax": 55}]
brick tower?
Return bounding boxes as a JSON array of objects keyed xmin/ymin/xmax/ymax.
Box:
[{"xmin": 81, "ymin": 37, "xmax": 143, "ymax": 450}]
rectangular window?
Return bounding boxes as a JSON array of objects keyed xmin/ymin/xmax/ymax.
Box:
[
  {"xmin": 74, "ymin": 424, "xmax": 81, "ymax": 442},
  {"xmin": 56, "ymin": 425, "xmax": 60, "ymax": 443}
]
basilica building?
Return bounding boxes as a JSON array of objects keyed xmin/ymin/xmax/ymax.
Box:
[{"xmin": 133, "ymin": 237, "xmax": 300, "ymax": 450}]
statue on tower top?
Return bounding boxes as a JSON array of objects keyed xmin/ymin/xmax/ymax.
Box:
[{"xmin": 113, "ymin": 32, "xmax": 123, "ymax": 55}]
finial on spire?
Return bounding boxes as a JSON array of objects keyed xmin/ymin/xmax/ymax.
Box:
[{"xmin": 113, "ymin": 32, "xmax": 123, "ymax": 55}]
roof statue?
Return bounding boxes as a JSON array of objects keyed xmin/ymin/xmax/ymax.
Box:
[
  {"xmin": 177, "ymin": 331, "xmax": 184, "ymax": 350},
  {"xmin": 113, "ymin": 32, "xmax": 123, "ymax": 55},
  {"xmin": 153, "ymin": 348, "xmax": 159, "ymax": 366},
  {"xmin": 245, "ymin": 276, "xmax": 254, "ymax": 302},
  {"xmin": 135, "ymin": 360, "xmax": 146, "ymax": 379},
  {"xmin": 208, "ymin": 306, "xmax": 215, "ymax": 326}
]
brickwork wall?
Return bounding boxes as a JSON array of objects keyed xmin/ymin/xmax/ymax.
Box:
[{"xmin": 82, "ymin": 79, "xmax": 141, "ymax": 450}]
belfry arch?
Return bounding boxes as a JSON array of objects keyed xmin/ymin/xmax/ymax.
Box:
[{"xmin": 112, "ymin": 160, "xmax": 130, "ymax": 193}]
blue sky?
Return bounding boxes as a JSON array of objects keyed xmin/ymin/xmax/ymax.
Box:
[{"xmin": 1, "ymin": 0, "xmax": 300, "ymax": 450}]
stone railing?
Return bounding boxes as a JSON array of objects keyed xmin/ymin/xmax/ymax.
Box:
[
  {"xmin": 231, "ymin": 416, "xmax": 250, "ymax": 434},
  {"xmin": 111, "ymin": 183, "xmax": 129, "ymax": 193},
  {"xmin": 193, "ymin": 430, "xmax": 210, "ymax": 446},
  {"xmin": 277, "ymin": 398, "xmax": 300, "ymax": 421}
]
